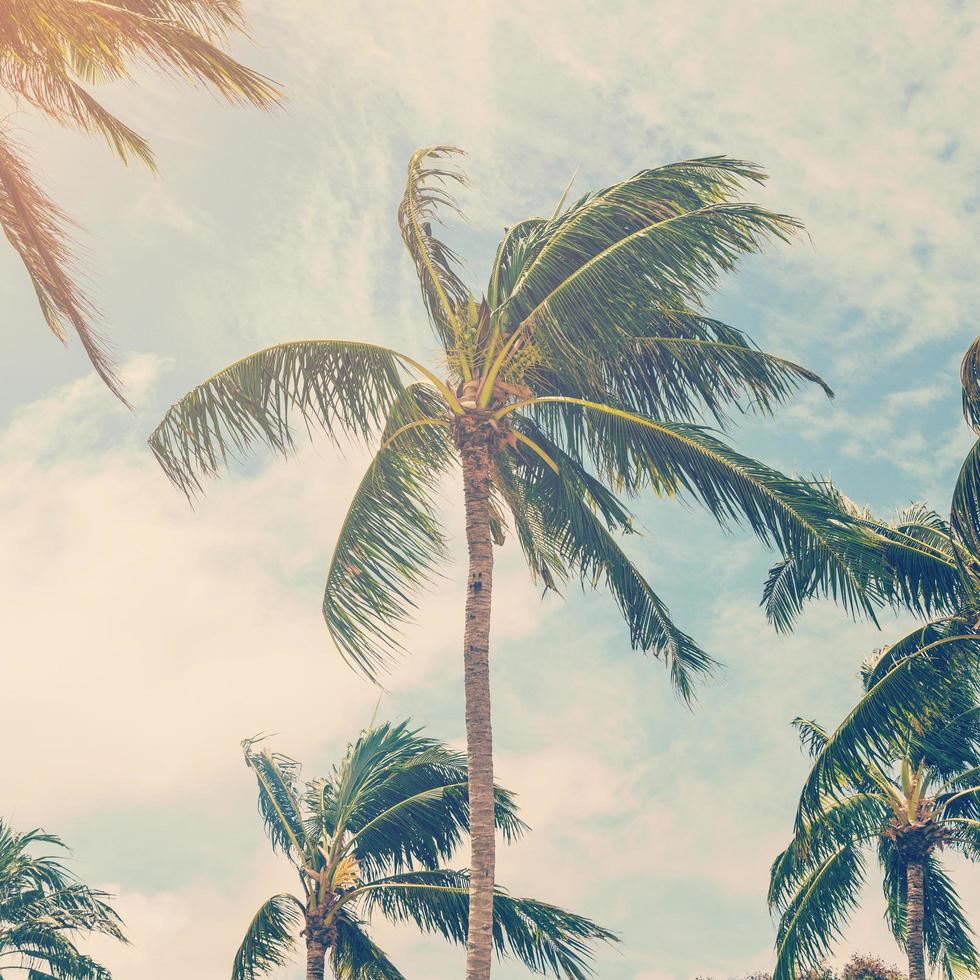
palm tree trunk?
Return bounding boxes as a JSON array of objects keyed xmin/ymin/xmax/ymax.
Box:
[
  {"xmin": 306, "ymin": 934, "xmax": 327, "ymax": 980},
  {"xmin": 906, "ymin": 859, "xmax": 926, "ymax": 980},
  {"xmin": 459, "ymin": 434, "xmax": 496, "ymax": 980}
]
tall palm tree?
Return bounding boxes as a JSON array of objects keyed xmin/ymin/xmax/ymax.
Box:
[
  {"xmin": 232, "ymin": 722, "xmax": 615, "ymax": 980},
  {"xmin": 149, "ymin": 147, "xmax": 867, "ymax": 978},
  {"xmin": 0, "ymin": 818, "xmax": 125, "ymax": 979},
  {"xmin": 769, "ymin": 674, "xmax": 980, "ymax": 980},
  {"xmin": 0, "ymin": 0, "xmax": 280, "ymax": 402}
]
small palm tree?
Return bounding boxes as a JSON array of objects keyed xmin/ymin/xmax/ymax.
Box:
[
  {"xmin": 769, "ymin": 677, "xmax": 980, "ymax": 980},
  {"xmin": 232, "ymin": 722, "xmax": 614, "ymax": 980},
  {"xmin": 0, "ymin": 0, "xmax": 280, "ymax": 401},
  {"xmin": 0, "ymin": 818, "xmax": 125, "ymax": 979},
  {"xmin": 150, "ymin": 147, "xmax": 865, "ymax": 979}
]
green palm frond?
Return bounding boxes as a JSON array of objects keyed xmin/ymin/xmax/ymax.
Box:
[
  {"xmin": 397, "ymin": 146, "xmax": 472, "ymax": 356},
  {"xmin": 921, "ymin": 856, "xmax": 980, "ymax": 980},
  {"xmin": 350, "ymin": 869, "xmax": 617, "ymax": 979},
  {"xmin": 487, "ymin": 160, "xmax": 799, "ymax": 384},
  {"xmin": 230, "ymin": 894, "xmax": 303, "ymax": 980},
  {"xmin": 794, "ymin": 622, "xmax": 980, "ymax": 824},
  {"xmin": 322, "ymin": 386, "xmax": 454, "ymax": 679},
  {"xmin": 0, "ymin": 820, "xmax": 123, "ymax": 980},
  {"xmin": 511, "ymin": 397, "xmax": 878, "ymax": 625},
  {"xmin": 241, "ymin": 739, "xmax": 308, "ymax": 863},
  {"xmin": 517, "ymin": 310, "xmax": 832, "ymax": 427},
  {"xmin": 769, "ymin": 794, "xmax": 888, "ymax": 910},
  {"xmin": 960, "ymin": 337, "xmax": 980, "ymax": 434},
  {"xmin": 317, "ymin": 721, "xmax": 525, "ymax": 879},
  {"xmin": 951, "ymin": 438, "xmax": 980, "ymax": 563},
  {"xmin": 330, "ymin": 912, "xmax": 406, "ymax": 979},
  {"xmin": 772, "ymin": 844, "xmax": 867, "ymax": 980},
  {"xmin": 498, "ymin": 424, "xmax": 718, "ymax": 701},
  {"xmin": 148, "ymin": 340, "xmax": 410, "ymax": 495},
  {"xmin": 761, "ymin": 490, "xmax": 965, "ymax": 631}
]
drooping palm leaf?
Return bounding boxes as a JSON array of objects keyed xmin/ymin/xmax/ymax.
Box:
[
  {"xmin": 772, "ymin": 844, "xmax": 867, "ymax": 980},
  {"xmin": 497, "ymin": 423, "xmax": 718, "ymax": 700},
  {"xmin": 230, "ymin": 894, "xmax": 303, "ymax": 980},
  {"xmin": 0, "ymin": 820, "xmax": 123, "ymax": 980},
  {"xmin": 317, "ymin": 721, "xmax": 525, "ymax": 879},
  {"xmin": 330, "ymin": 912, "xmax": 406, "ymax": 980},
  {"xmin": 0, "ymin": 132, "xmax": 125, "ymax": 401},
  {"xmin": 351, "ymin": 869, "xmax": 616, "ymax": 979},
  {"xmin": 921, "ymin": 856, "xmax": 980, "ymax": 980},
  {"xmin": 509, "ymin": 397, "xmax": 879, "ymax": 628},
  {"xmin": 322, "ymin": 386, "xmax": 454, "ymax": 678}
]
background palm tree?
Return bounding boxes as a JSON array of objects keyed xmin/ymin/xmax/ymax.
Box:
[
  {"xmin": 754, "ymin": 338, "xmax": 980, "ymax": 787},
  {"xmin": 149, "ymin": 146, "xmax": 864, "ymax": 978},
  {"xmin": 0, "ymin": 818, "xmax": 125, "ymax": 979},
  {"xmin": 0, "ymin": 0, "xmax": 280, "ymax": 402},
  {"xmin": 769, "ymin": 675, "xmax": 980, "ymax": 980},
  {"xmin": 232, "ymin": 721, "xmax": 615, "ymax": 980}
]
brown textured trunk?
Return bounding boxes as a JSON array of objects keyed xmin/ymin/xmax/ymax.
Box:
[
  {"xmin": 459, "ymin": 434, "xmax": 496, "ymax": 980},
  {"xmin": 306, "ymin": 933, "xmax": 327, "ymax": 980},
  {"xmin": 906, "ymin": 859, "xmax": 926, "ymax": 980}
]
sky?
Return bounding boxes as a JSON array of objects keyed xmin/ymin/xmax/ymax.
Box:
[{"xmin": 1, "ymin": 1, "xmax": 979, "ymax": 978}]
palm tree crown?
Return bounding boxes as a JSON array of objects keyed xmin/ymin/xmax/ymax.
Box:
[
  {"xmin": 769, "ymin": 676, "xmax": 980, "ymax": 980},
  {"xmin": 0, "ymin": 0, "xmax": 280, "ymax": 401},
  {"xmin": 232, "ymin": 722, "xmax": 615, "ymax": 980},
  {"xmin": 149, "ymin": 146, "xmax": 855, "ymax": 694},
  {"xmin": 0, "ymin": 818, "xmax": 125, "ymax": 979}
]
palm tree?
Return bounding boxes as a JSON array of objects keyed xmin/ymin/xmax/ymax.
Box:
[
  {"xmin": 0, "ymin": 0, "xmax": 280, "ymax": 402},
  {"xmin": 0, "ymin": 818, "xmax": 125, "ymax": 978},
  {"xmin": 769, "ymin": 672, "xmax": 980, "ymax": 980},
  {"xmin": 754, "ymin": 338, "xmax": 980, "ymax": 790},
  {"xmin": 232, "ymin": 721, "xmax": 615, "ymax": 980},
  {"xmin": 149, "ymin": 146, "xmax": 867, "ymax": 978}
]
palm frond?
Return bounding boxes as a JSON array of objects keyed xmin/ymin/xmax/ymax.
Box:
[
  {"xmin": 498, "ymin": 423, "xmax": 718, "ymax": 701},
  {"xmin": 319, "ymin": 721, "xmax": 525, "ymax": 879},
  {"xmin": 148, "ymin": 340, "xmax": 410, "ymax": 495},
  {"xmin": 762, "ymin": 491, "xmax": 965, "ymax": 630},
  {"xmin": 322, "ymin": 385, "xmax": 454, "ymax": 679},
  {"xmin": 960, "ymin": 337, "xmax": 980, "ymax": 433},
  {"xmin": 794, "ymin": 718, "xmax": 831, "ymax": 760},
  {"xmin": 6, "ymin": 0, "xmax": 281, "ymax": 106},
  {"xmin": 921, "ymin": 855, "xmax": 980, "ymax": 980},
  {"xmin": 515, "ymin": 397, "xmax": 880, "ymax": 626},
  {"xmin": 795, "ymin": 621, "xmax": 980, "ymax": 825},
  {"xmin": 397, "ymin": 146, "xmax": 471, "ymax": 355},
  {"xmin": 489, "ymin": 159, "xmax": 799, "ymax": 387},
  {"xmin": 769, "ymin": 794, "xmax": 888, "ymax": 910},
  {"xmin": 951, "ymin": 438, "xmax": 980, "ymax": 563},
  {"xmin": 772, "ymin": 844, "xmax": 866, "ymax": 980},
  {"xmin": 241, "ymin": 739, "xmax": 308, "ymax": 862},
  {"xmin": 351, "ymin": 869, "xmax": 616, "ymax": 979},
  {"xmin": 330, "ymin": 912, "xmax": 406, "ymax": 980},
  {"xmin": 230, "ymin": 894, "xmax": 302, "ymax": 980},
  {"xmin": 0, "ymin": 60, "xmax": 155, "ymax": 167},
  {"xmin": 0, "ymin": 131, "xmax": 126, "ymax": 402}
]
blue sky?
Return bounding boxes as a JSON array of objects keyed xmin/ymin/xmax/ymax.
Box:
[{"xmin": 2, "ymin": 2, "xmax": 979, "ymax": 977}]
